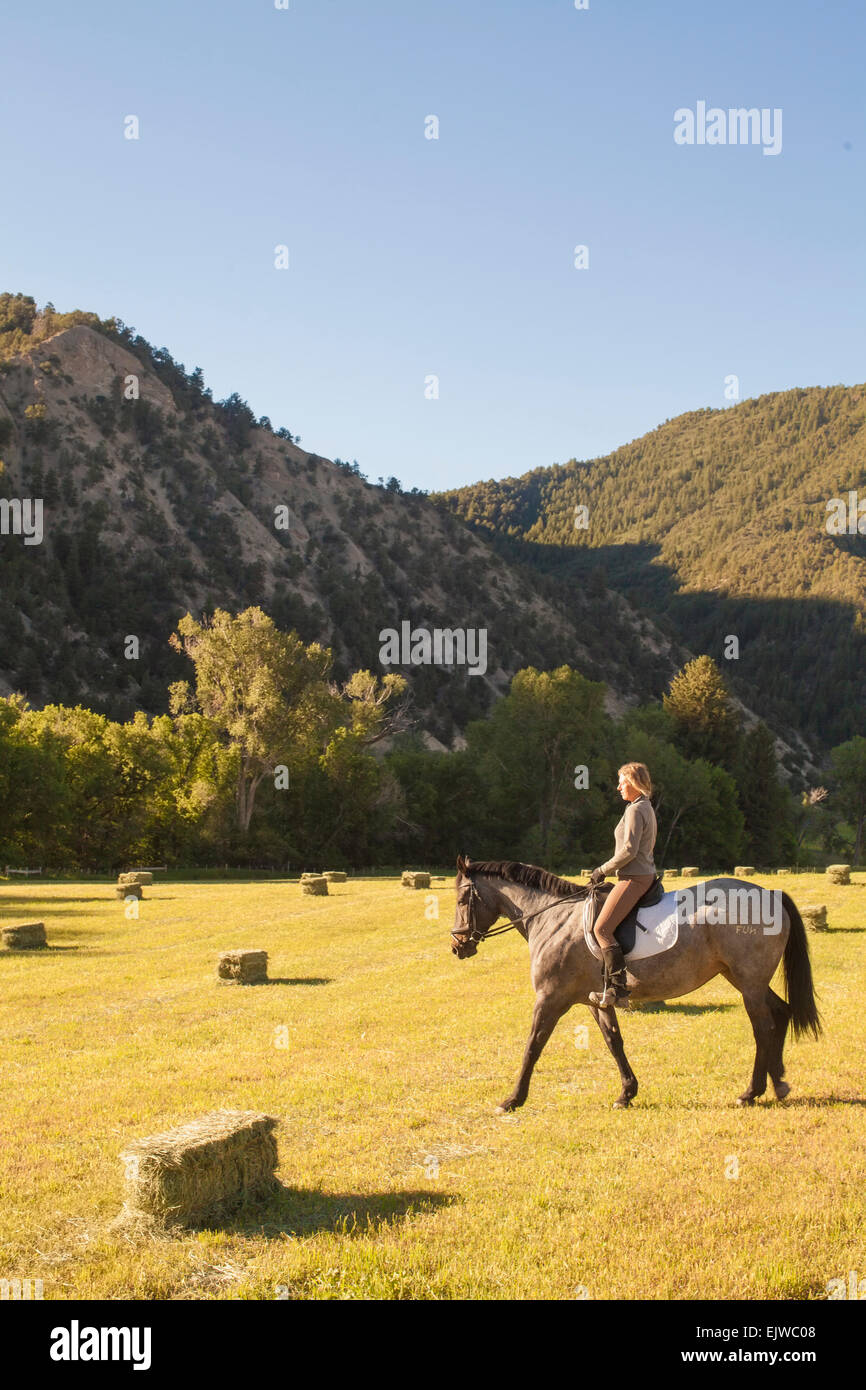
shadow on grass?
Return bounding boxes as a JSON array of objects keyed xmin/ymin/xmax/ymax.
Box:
[
  {"xmin": 0, "ymin": 896, "xmax": 177, "ymax": 907},
  {"xmin": 776, "ymin": 1094, "xmax": 866, "ymax": 1108},
  {"xmin": 1, "ymin": 911, "xmax": 141, "ymax": 924},
  {"xmin": 632, "ymin": 1002, "xmax": 736, "ymax": 1015},
  {"xmin": 187, "ymin": 1184, "xmax": 455, "ymax": 1238},
  {"xmin": 266, "ymin": 977, "xmax": 332, "ymax": 986},
  {"xmin": 219, "ymin": 977, "xmax": 333, "ymax": 987},
  {"xmin": 637, "ymin": 1091, "xmax": 866, "ymax": 1111},
  {"xmin": 0, "ymin": 945, "xmax": 81, "ymax": 957}
]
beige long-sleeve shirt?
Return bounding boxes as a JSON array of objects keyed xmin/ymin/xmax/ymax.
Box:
[{"xmin": 600, "ymin": 794, "xmax": 657, "ymax": 878}]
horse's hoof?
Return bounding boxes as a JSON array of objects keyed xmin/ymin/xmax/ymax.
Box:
[
  {"xmin": 612, "ymin": 1100, "xmax": 630, "ymax": 1110},
  {"xmin": 736, "ymin": 1095, "xmax": 755, "ymax": 1107},
  {"xmin": 495, "ymin": 1102, "xmax": 515, "ymax": 1114},
  {"xmin": 774, "ymin": 1082, "xmax": 791, "ymax": 1100}
]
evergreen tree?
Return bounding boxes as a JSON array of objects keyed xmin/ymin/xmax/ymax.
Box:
[
  {"xmin": 829, "ymin": 736, "xmax": 866, "ymax": 863},
  {"xmin": 734, "ymin": 722, "xmax": 792, "ymax": 864},
  {"xmin": 663, "ymin": 655, "xmax": 741, "ymax": 769}
]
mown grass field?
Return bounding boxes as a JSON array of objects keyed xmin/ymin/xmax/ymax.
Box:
[{"xmin": 1, "ymin": 872, "xmax": 864, "ymax": 1301}]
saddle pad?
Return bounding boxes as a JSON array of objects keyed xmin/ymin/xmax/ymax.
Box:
[{"xmin": 583, "ymin": 888, "xmax": 680, "ymax": 962}]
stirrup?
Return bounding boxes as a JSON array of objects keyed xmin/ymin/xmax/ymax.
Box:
[{"xmin": 589, "ymin": 982, "xmax": 631, "ymax": 1010}]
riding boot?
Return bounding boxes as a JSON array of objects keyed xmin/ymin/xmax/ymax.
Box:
[{"xmin": 589, "ymin": 944, "xmax": 631, "ymax": 1010}]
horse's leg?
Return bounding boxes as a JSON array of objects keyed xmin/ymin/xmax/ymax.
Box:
[
  {"xmin": 720, "ymin": 964, "xmax": 788, "ymax": 1106},
  {"xmin": 736, "ymin": 990, "xmax": 778, "ymax": 1106},
  {"xmin": 496, "ymin": 992, "xmax": 570, "ymax": 1113},
  {"xmin": 590, "ymin": 1003, "xmax": 638, "ymax": 1109},
  {"xmin": 766, "ymin": 987, "xmax": 792, "ymax": 1099}
]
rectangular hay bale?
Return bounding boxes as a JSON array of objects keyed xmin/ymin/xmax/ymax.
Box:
[
  {"xmin": 118, "ymin": 1109, "xmax": 279, "ymax": 1228},
  {"xmin": 115, "ymin": 883, "xmax": 143, "ymax": 900},
  {"xmin": 301, "ymin": 876, "xmax": 329, "ymax": 895},
  {"xmin": 218, "ymin": 949, "xmax": 268, "ymax": 984},
  {"xmin": 801, "ymin": 905, "xmax": 828, "ymax": 931},
  {"xmin": 323, "ymin": 871, "xmax": 347, "ymax": 882},
  {"xmin": 119, "ymin": 871, "xmax": 154, "ymax": 886},
  {"xmin": 826, "ymin": 864, "xmax": 851, "ymax": 884},
  {"xmin": 2, "ymin": 921, "xmax": 47, "ymax": 949},
  {"xmin": 401, "ymin": 871, "xmax": 431, "ymax": 889}
]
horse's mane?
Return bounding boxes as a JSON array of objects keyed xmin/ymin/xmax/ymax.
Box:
[{"xmin": 467, "ymin": 859, "xmax": 588, "ymax": 900}]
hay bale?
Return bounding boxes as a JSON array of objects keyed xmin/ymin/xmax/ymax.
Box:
[
  {"xmin": 115, "ymin": 883, "xmax": 143, "ymax": 900},
  {"xmin": 301, "ymin": 876, "xmax": 328, "ymax": 895},
  {"xmin": 801, "ymin": 905, "xmax": 828, "ymax": 932},
  {"xmin": 322, "ymin": 871, "xmax": 347, "ymax": 883},
  {"xmin": 826, "ymin": 864, "xmax": 851, "ymax": 885},
  {"xmin": 401, "ymin": 870, "xmax": 431, "ymax": 889},
  {"xmin": 734, "ymin": 866, "xmax": 756, "ymax": 877},
  {"xmin": 2, "ymin": 921, "xmax": 47, "ymax": 949},
  {"xmin": 118, "ymin": 871, "xmax": 153, "ymax": 887},
  {"xmin": 680, "ymin": 867, "xmax": 700, "ymax": 878},
  {"xmin": 117, "ymin": 1110, "xmax": 279, "ymax": 1229},
  {"xmin": 217, "ymin": 949, "xmax": 268, "ymax": 984}
]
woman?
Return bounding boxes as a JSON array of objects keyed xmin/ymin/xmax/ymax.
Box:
[{"xmin": 587, "ymin": 762, "xmax": 657, "ymax": 1010}]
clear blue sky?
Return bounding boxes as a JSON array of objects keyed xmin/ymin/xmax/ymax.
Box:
[{"xmin": 2, "ymin": 0, "xmax": 863, "ymax": 490}]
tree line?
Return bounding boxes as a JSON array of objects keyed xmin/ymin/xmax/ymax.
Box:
[{"xmin": 1, "ymin": 613, "xmax": 863, "ymax": 874}]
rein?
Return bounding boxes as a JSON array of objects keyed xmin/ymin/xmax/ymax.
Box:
[{"xmin": 452, "ymin": 873, "xmax": 598, "ymax": 954}]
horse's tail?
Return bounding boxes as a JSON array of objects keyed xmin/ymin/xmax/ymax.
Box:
[{"xmin": 781, "ymin": 893, "xmax": 823, "ymax": 1040}]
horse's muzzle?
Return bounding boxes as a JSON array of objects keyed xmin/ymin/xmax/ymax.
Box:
[{"xmin": 451, "ymin": 936, "xmax": 477, "ymax": 959}]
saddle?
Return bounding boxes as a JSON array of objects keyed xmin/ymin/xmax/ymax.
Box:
[{"xmin": 586, "ymin": 876, "xmax": 665, "ymax": 954}]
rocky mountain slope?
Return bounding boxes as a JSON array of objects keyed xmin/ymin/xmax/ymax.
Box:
[{"xmin": 0, "ymin": 300, "xmax": 688, "ymax": 746}]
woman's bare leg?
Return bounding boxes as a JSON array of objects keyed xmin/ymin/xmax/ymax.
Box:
[{"xmin": 593, "ymin": 875, "xmax": 654, "ymax": 948}]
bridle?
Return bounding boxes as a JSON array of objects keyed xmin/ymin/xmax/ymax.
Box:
[
  {"xmin": 450, "ymin": 877, "xmax": 502, "ymax": 958},
  {"xmin": 450, "ymin": 872, "xmax": 593, "ymax": 958}
]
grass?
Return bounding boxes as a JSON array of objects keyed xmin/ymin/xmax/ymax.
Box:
[{"xmin": 0, "ymin": 872, "xmax": 864, "ymax": 1301}]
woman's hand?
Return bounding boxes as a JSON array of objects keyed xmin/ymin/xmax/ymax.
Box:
[{"xmin": 589, "ymin": 867, "xmax": 607, "ymax": 885}]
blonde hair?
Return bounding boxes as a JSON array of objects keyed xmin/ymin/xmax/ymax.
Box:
[{"xmin": 619, "ymin": 762, "xmax": 652, "ymax": 797}]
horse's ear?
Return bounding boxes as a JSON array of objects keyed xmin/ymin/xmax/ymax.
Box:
[{"xmin": 456, "ymin": 853, "xmax": 469, "ymax": 874}]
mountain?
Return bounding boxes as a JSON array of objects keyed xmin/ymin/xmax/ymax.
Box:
[
  {"xmin": 2, "ymin": 295, "xmax": 853, "ymax": 773},
  {"xmin": 437, "ymin": 386, "xmax": 866, "ymax": 754},
  {"xmin": 0, "ymin": 294, "xmax": 689, "ymax": 747}
]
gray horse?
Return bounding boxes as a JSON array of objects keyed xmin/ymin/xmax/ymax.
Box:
[{"xmin": 450, "ymin": 856, "xmax": 822, "ymax": 1110}]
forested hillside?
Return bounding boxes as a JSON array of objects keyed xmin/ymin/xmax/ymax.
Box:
[
  {"xmin": 0, "ymin": 293, "xmax": 684, "ymax": 744},
  {"xmin": 437, "ymin": 386, "xmax": 866, "ymax": 750}
]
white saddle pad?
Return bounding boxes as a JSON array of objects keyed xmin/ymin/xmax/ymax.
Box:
[{"xmin": 583, "ymin": 888, "xmax": 680, "ymax": 962}]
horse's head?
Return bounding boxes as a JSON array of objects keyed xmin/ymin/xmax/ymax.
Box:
[{"xmin": 451, "ymin": 854, "xmax": 499, "ymax": 959}]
